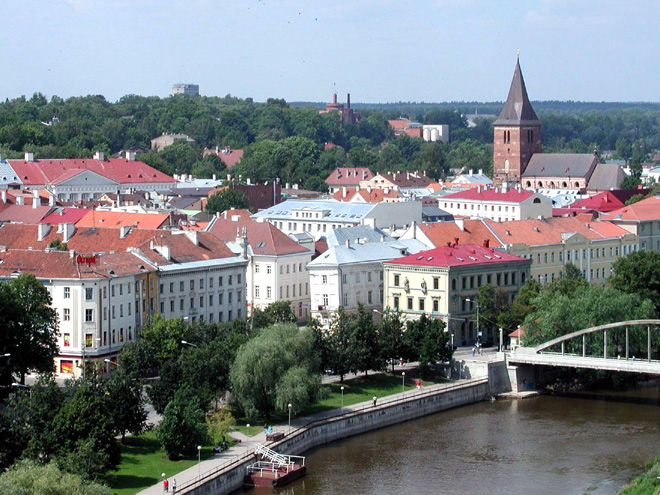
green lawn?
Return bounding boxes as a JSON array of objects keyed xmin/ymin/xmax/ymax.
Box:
[
  {"xmin": 618, "ymin": 456, "xmax": 660, "ymax": 495},
  {"xmin": 234, "ymin": 369, "xmax": 446, "ymax": 433},
  {"xmin": 104, "ymin": 432, "xmax": 217, "ymax": 495}
]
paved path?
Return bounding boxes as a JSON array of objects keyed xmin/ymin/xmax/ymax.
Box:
[{"xmin": 138, "ymin": 374, "xmax": 477, "ymax": 495}]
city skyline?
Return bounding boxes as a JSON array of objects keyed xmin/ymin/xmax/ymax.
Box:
[{"xmin": 2, "ymin": 0, "xmax": 659, "ymax": 103}]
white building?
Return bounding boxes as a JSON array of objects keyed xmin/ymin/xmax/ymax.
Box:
[
  {"xmin": 208, "ymin": 210, "xmax": 314, "ymax": 321},
  {"xmin": 307, "ymin": 238, "xmax": 426, "ymax": 327},
  {"xmin": 439, "ymin": 185, "xmax": 552, "ymax": 222},
  {"xmin": 252, "ymin": 199, "xmax": 422, "ymax": 241}
]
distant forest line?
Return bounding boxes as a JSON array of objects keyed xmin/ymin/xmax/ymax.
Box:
[{"xmin": 0, "ymin": 93, "xmax": 657, "ymax": 191}]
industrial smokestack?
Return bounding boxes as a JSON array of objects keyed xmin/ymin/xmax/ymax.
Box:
[{"xmin": 347, "ymin": 93, "xmax": 351, "ymax": 109}]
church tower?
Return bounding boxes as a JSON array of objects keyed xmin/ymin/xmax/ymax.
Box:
[{"xmin": 493, "ymin": 57, "xmax": 542, "ymax": 185}]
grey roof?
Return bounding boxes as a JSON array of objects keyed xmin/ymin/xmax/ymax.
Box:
[
  {"xmin": 493, "ymin": 59, "xmax": 541, "ymax": 127},
  {"xmin": 0, "ymin": 160, "xmax": 21, "ymax": 185},
  {"xmin": 252, "ymin": 199, "xmax": 375, "ymax": 222},
  {"xmin": 451, "ymin": 173, "xmax": 493, "ymax": 185},
  {"xmin": 422, "ymin": 206, "xmax": 452, "ymax": 219},
  {"xmin": 587, "ymin": 163, "xmax": 624, "ymax": 191},
  {"xmin": 307, "ymin": 239, "xmax": 426, "ymax": 268},
  {"xmin": 523, "ymin": 154, "xmax": 598, "ymax": 179},
  {"xmin": 325, "ymin": 225, "xmax": 393, "ymax": 247}
]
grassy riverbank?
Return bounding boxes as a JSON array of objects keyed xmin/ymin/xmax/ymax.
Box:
[{"xmin": 618, "ymin": 456, "xmax": 660, "ymax": 494}]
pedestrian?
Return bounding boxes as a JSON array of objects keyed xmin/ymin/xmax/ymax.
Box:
[
  {"xmin": 472, "ymin": 346, "xmax": 476, "ymax": 357},
  {"xmin": 399, "ymin": 357, "xmax": 404, "ymax": 366},
  {"xmin": 416, "ymin": 379, "xmax": 421, "ymax": 390},
  {"xmin": 163, "ymin": 478, "xmax": 169, "ymax": 493},
  {"xmin": 264, "ymin": 422, "xmax": 268, "ymax": 434},
  {"xmin": 172, "ymin": 479, "xmax": 176, "ymax": 494},
  {"xmin": 372, "ymin": 396, "xmax": 377, "ymax": 407}
]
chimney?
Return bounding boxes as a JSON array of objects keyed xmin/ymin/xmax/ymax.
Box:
[
  {"xmin": 501, "ymin": 183, "xmax": 508, "ymax": 193},
  {"xmin": 469, "ymin": 169, "xmax": 473, "ymax": 176},
  {"xmin": 1, "ymin": 190, "xmax": 6, "ymax": 203},
  {"xmin": 332, "ymin": 93, "xmax": 337, "ymax": 104},
  {"xmin": 453, "ymin": 237, "xmax": 459, "ymax": 247},
  {"xmin": 347, "ymin": 93, "xmax": 351, "ymax": 109},
  {"xmin": 61, "ymin": 223, "xmax": 75, "ymax": 243},
  {"xmin": 38, "ymin": 223, "xmax": 51, "ymax": 241},
  {"xmin": 24, "ymin": 152, "xmax": 34, "ymax": 162},
  {"xmin": 478, "ymin": 169, "xmax": 483, "ymax": 176},
  {"xmin": 227, "ymin": 174, "xmax": 232, "ymax": 181},
  {"xmin": 94, "ymin": 151, "xmax": 105, "ymax": 161},
  {"xmin": 157, "ymin": 244, "xmax": 171, "ymax": 261},
  {"xmin": 367, "ymin": 185, "xmax": 372, "ymax": 194},
  {"xmin": 69, "ymin": 249, "xmax": 76, "ymax": 259},
  {"xmin": 483, "ymin": 239, "xmax": 490, "ymax": 248},
  {"xmin": 212, "ymin": 174, "xmax": 216, "ymax": 181},
  {"xmin": 246, "ymin": 178, "xmax": 251, "ymax": 185},
  {"xmin": 48, "ymin": 194, "xmax": 55, "ymax": 207},
  {"xmin": 342, "ymin": 186, "xmax": 347, "ymax": 198},
  {"xmin": 380, "ymin": 235, "xmax": 385, "ymax": 242},
  {"xmin": 345, "ymin": 239, "xmax": 350, "ymax": 248},
  {"xmin": 126, "ymin": 150, "xmax": 136, "ymax": 161},
  {"xmin": 185, "ymin": 230, "xmax": 199, "ymax": 246},
  {"xmin": 32, "ymin": 190, "xmax": 39, "ymax": 209},
  {"xmin": 16, "ymin": 194, "xmax": 24, "ymax": 206},
  {"xmin": 477, "ymin": 185, "xmax": 481, "ymax": 193},
  {"xmin": 120, "ymin": 225, "xmax": 131, "ymax": 239},
  {"xmin": 384, "ymin": 187, "xmax": 390, "ymax": 194},
  {"xmin": 286, "ymin": 183, "xmax": 290, "ymax": 189}
]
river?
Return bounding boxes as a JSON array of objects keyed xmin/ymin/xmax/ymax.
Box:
[{"xmin": 267, "ymin": 383, "xmax": 660, "ymax": 495}]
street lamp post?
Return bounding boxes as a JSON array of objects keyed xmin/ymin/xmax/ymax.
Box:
[
  {"xmin": 181, "ymin": 340, "xmax": 197, "ymax": 348},
  {"xmin": 197, "ymin": 446, "xmax": 201, "ymax": 478},
  {"xmin": 465, "ymin": 298, "xmax": 480, "ymax": 343},
  {"xmin": 402, "ymin": 371, "xmax": 405, "ymax": 395},
  {"xmin": 246, "ymin": 424, "xmax": 250, "ymax": 455},
  {"xmin": 11, "ymin": 383, "xmax": 30, "ymax": 397},
  {"xmin": 340, "ymin": 386, "xmax": 344, "ymax": 414},
  {"xmin": 104, "ymin": 358, "xmax": 119, "ymax": 369},
  {"xmin": 288, "ymin": 404, "xmax": 292, "ymax": 431},
  {"xmin": 0, "ymin": 353, "xmax": 10, "ymax": 358}
]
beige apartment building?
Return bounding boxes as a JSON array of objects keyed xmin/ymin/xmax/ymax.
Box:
[{"xmin": 383, "ymin": 242, "xmax": 531, "ymax": 346}]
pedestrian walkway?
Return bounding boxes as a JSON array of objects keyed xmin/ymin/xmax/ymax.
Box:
[{"xmin": 138, "ymin": 376, "xmax": 471, "ymax": 495}]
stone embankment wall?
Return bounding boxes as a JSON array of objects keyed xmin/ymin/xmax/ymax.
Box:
[{"xmin": 184, "ymin": 379, "xmax": 489, "ymax": 495}]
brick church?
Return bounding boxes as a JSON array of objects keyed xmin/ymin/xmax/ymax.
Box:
[{"xmin": 493, "ymin": 58, "xmax": 623, "ymax": 193}]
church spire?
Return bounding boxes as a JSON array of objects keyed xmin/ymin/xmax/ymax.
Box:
[{"xmin": 493, "ymin": 57, "xmax": 541, "ymax": 126}]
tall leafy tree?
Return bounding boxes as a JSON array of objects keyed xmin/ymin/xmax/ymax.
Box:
[
  {"xmin": 105, "ymin": 371, "xmax": 148, "ymax": 442},
  {"xmin": 325, "ymin": 307, "xmax": 354, "ymax": 382},
  {"xmin": 156, "ymin": 385, "xmax": 209, "ymax": 460},
  {"xmin": 205, "ymin": 188, "xmax": 249, "ymax": 215},
  {"xmin": 610, "ymin": 251, "xmax": 660, "ymax": 314},
  {"xmin": 378, "ymin": 309, "xmax": 407, "ymax": 371},
  {"xmin": 404, "ymin": 314, "xmax": 451, "ymax": 378},
  {"xmin": 0, "ymin": 460, "xmax": 111, "ymax": 495},
  {"xmin": 0, "ymin": 274, "xmax": 59, "ymax": 387},
  {"xmin": 350, "ymin": 304, "xmax": 384, "ymax": 376}
]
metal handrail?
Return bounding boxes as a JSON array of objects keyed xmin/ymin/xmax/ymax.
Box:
[{"xmin": 176, "ymin": 377, "xmax": 488, "ymax": 493}]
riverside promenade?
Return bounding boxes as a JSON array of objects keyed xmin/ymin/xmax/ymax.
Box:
[{"xmin": 138, "ymin": 373, "xmax": 489, "ymax": 495}]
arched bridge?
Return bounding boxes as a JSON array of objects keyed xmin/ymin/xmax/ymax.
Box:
[{"xmin": 508, "ymin": 320, "xmax": 660, "ymax": 375}]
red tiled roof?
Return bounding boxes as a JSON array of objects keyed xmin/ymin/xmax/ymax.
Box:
[
  {"xmin": 378, "ymin": 171, "xmax": 433, "ymax": 188},
  {"xmin": 0, "ymin": 223, "xmax": 171, "ymax": 252},
  {"xmin": 0, "ymin": 205, "xmax": 53, "ymax": 224},
  {"xmin": 40, "ymin": 208, "xmax": 92, "ymax": 225},
  {"xmin": 384, "ymin": 243, "xmax": 528, "ymax": 268},
  {"xmin": 388, "ymin": 119, "xmax": 411, "ymax": 131},
  {"xmin": 135, "ymin": 232, "xmax": 236, "ymax": 264},
  {"xmin": 419, "ymin": 220, "xmax": 502, "ymax": 248},
  {"xmin": 76, "ymin": 211, "xmax": 169, "ymax": 230},
  {"xmin": 325, "ymin": 168, "xmax": 374, "ymax": 186},
  {"xmin": 7, "ymin": 158, "xmax": 175, "ymax": 186},
  {"xmin": 208, "ymin": 213, "xmax": 310, "ymax": 257},
  {"xmin": 603, "ymin": 195, "xmax": 660, "ymax": 222},
  {"xmin": 487, "ymin": 217, "xmax": 629, "ymax": 245},
  {"xmin": 217, "ymin": 149, "xmax": 244, "ymax": 169},
  {"xmin": 332, "ymin": 187, "xmax": 402, "ymax": 203},
  {"xmin": 443, "ymin": 187, "xmax": 535, "ymax": 202}
]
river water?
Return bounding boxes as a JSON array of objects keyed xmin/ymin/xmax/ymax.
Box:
[{"xmin": 268, "ymin": 383, "xmax": 660, "ymax": 495}]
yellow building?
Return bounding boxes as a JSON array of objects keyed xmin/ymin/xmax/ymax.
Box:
[{"xmin": 383, "ymin": 242, "xmax": 531, "ymax": 346}]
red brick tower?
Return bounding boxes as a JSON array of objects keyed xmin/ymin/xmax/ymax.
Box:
[{"xmin": 493, "ymin": 58, "xmax": 542, "ymax": 185}]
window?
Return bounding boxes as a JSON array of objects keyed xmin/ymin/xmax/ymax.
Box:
[
  {"xmin": 209, "ymin": 277, "xmax": 214, "ymax": 288},
  {"xmin": 180, "ymin": 281, "xmax": 185, "ymax": 291},
  {"xmin": 433, "ymin": 299, "xmax": 439, "ymax": 312},
  {"xmin": 190, "ymin": 297, "xmax": 194, "ymax": 309},
  {"xmin": 323, "ymin": 294, "xmax": 329, "ymax": 306},
  {"xmin": 170, "ymin": 282, "xmax": 174, "ymax": 292},
  {"xmin": 63, "ymin": 333, "xmax": 70, "ymax": 346},
  {"xmin": 266, "ymin": 265, "xmax": 272, "ymax": 275},
  {"xmin": 343, "ymin": 293, "xmax": 348, "ymax": 306},
  {"xmin": 85, "ymin": 309, "xmax": 93, "ymax": 322},
  {"xmin": 219, "ymin": 276, "xmax": 224, "ymax": 286},
  {"xmin": 200, "ymin": 296, "xmax": 204, "ymax": 308},
  {"xmin": 64, "ymin": 287, "xmax": 70, "ymax": 299},
  {"xmin": 394, "ymin": 274, "xmax": 400, "ymax": 286},
  {"xmin": 103, "ymin": 307, "xmax": 107, "ymax": 320},
  {"xmin": 433, "ymin": 278, "xmax": 439, "ymax": 290},
  {"xmin": 170, "ymin": 300, "xmax": 175, "ymax": 312},
  {"xmin": 356, "ymin": 273, "xmax": 360, "ymax": 283},
  {"xmin": 103, "ymin": 286, "xmax": 107, "ymax": 299},
  {"xmin": 119, "ymin": 284, "xmax": 123, "ymax": 296},
  {"xmin": 120, "ymin": 304, "xmax": 124, "ymax": 317},
  {"xmin": 237, "ymin": 290, "xmax": 242, "ymax": 302},
  {"xmin": 394, "ymin": 296, "xmax": 400, "ymax": 309},
  {"xmin": 190, "ymin": 280, "xmax": 195, "ymax": 290},
  {"xmin": 180, "ymin": 299, "xmax": 184, "ymax": 310},
  {"xmin": 368, "ymin": 272, "xmax": 372, "ymax": 282},
  {"xmin": 407, "ymin": 297, "xmax": 413, "ymax": 310},
  {"xmin": 200, "ymin": 278, "xmax": 204, "ymax": 289},
  {"xmin": 419, "ymin": 298, "xmax": 425, "ymax": 311},
  {"xmin": 159, "ymin": 284, "xmax": 164, "ymax": 294},
  {"xmin": 229, "ymin": 275, "xmax": 233, "ymax": 285},
  {"xmin": 322, "ymin": 275, "xmax": 328, "ymax": 284},
  {"xmin": 368, "ymin": 291, "xmax": 373, "ymax": 304},
  {"xmin": 228, "ymin": 292, "xmax": 233, "ymax": 304},
  {"xmin": 255, "ymin": 286, "xmax": 260, "ymax": 298},
  {"xmin": 299, "ymin": 263, "xmax": 303, "ymax": 272},
  {"xmin": 63, "ymin": 308, "xmax": 70, "ymax": 321},
  {"xmin": 160, "ymin": 301, "xmax": 164, "ymax": 313},
  {"xmin": 111, "ymin": 285, "xmax": 115, "ymax": 297},
  {"xmin": 85, "ymin": 287, "xmax": 93, "ymax": 301}
]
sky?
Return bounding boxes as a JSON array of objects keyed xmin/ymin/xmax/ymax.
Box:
[{"xmin": 2, "ymin": 0, "xmax": 659, "ymax": 104}]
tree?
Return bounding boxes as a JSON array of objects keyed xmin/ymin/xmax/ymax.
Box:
[
  {"xmin": 205, "ymin": 188, "xmax": 249, "ymax": 215},
  {"xmin": 610, "ymin": 251, "xmax": 660, "ymax": 314},
  {"xmin": 0, "ymin": 460, "xmax": 111, "ymax": 495},
  {"xmin": 350, "ymin": 304, "xmax": 384, "ymax": 376},
  {"xmin": 0, "ymin": 274, "xmax": 59, "ymax": 387},
  {"xmin": 378, "ymin": 309, "xmax": 406, "ymax": 371},
  {"xmin": 156, "ymin": 385, "xmax": 209, "ymax": 460},
  {"xmin": 264, "ymin": 300, "xmax": 297, "ymax": 324},
  {"xmin": 497, "ymin": 278, "xmax": 542, "ymax": 331},
  {"xmin": 403, "ymin": 315, "xmax": 451, "ymax": 378},
  {"xmin": 50, "ymin": 374, "xmax": 120, "ymax": 476},
  {"xmin": 105, "ymin": 371, "xmax": 148, "ymax": 442},
  {"xmin": 324, "ymin": 307, "xmax": 354, "ymax": 381},
  {"xmin": 229, "ymin": 323, "xmax": 320, "ymax": 419}
]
